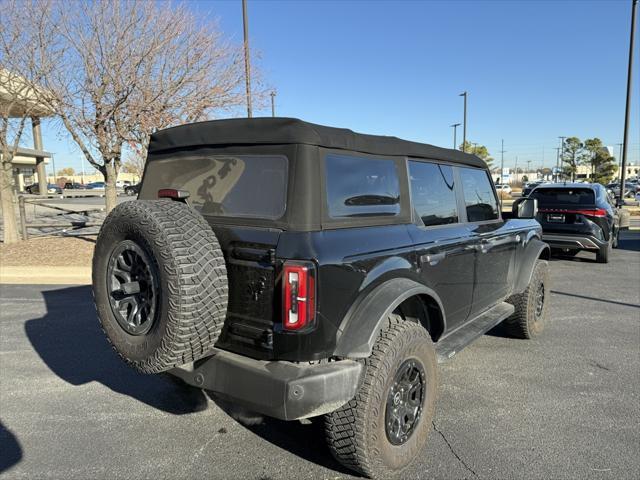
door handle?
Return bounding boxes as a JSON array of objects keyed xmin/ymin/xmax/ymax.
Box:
[{"xmin": 420, "ymin": 251, "xmax": 447, "ymax": 266}]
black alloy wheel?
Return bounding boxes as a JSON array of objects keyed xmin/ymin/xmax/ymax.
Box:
[
  {"xmin": 107, "ymin": 240, "xmax": 158, "ymax": 336},
  {"xmin": 385, "ymin": 358, "xmax": 426, "ymax": 446}
]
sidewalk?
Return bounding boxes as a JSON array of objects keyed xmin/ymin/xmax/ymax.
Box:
[{"xmin": 0, "ymin": 265, "xmax": 91, "ymax": 284}]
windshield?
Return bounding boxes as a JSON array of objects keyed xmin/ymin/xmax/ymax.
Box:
[{"xmin": 531, "ymin": 188, "xmax": 595, "ymax": 206}]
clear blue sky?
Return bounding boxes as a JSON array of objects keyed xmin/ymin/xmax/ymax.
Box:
[{"xmin": 41, "ymin": 0, "xmax": 639, "ymax": 174}]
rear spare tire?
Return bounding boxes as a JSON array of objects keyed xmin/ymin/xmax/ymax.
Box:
[{"xmin": 92, "ymin": 200, "xmax": 228, "ymax": 374}]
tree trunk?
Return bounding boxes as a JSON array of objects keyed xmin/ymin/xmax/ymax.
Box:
[
  {"xmin": 103, "ymin": 161, "xmax": 118, "ymax": 213},
  {"xmin": 0, "ymin": 161, "xmax": 20, "ymax": 243}
]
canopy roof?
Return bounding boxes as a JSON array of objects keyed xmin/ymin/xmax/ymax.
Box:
[{"xmin": 148, "ymin": 117, "xmax": 486, "ymax": 168}]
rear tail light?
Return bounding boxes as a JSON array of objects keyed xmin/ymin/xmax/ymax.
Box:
[
  {"xmin": 538, "ymin": 208, "xmax": 607, "ymax": 217},
  {"xmin": 282, "ymin": 261, "xmax": 316, "ymax": 331},
  {"xmin": 158, "ymin": 188, "xmax": 190, "ymax": 200}
]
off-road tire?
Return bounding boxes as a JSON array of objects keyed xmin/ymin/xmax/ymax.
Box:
[
  {"xmin": 504, "ymin": 259, "xmax": 550, "ymax": 339},
  {"xmin": 324, "ymin": 315, "xmax": 437, "ymax": 479},
  {"xmin": 596, "ymin": 241, "xmax": 611, "ymax": 263},
  {"xmin": 93, "ymin": 200, "xmax": 228, "ymax": 374}
]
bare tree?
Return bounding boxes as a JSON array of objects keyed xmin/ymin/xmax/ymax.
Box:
[
  {"xmin": 36, "ymin": 0, "xmax": 251, "ymax": 212},
  {"xmin": 0, "ymin": 0, "xmax": 58, "ymax": 243}
]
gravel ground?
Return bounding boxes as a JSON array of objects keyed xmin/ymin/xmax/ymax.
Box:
[
  {"xmin": 0, "ymin": 231, "xmax": 639, "ymax": 479},
  {"xmin": 0, "ymin": 236, "xmax": 96, "ymax": 267}
]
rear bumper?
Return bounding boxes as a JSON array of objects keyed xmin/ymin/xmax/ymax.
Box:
[
  {"xmin": 542, "ymin": 233, "xmax": 607, "ymax": 250},
  {"xmin": 169, "ymin": 349, "xmax": 362, "ymax": 421}
]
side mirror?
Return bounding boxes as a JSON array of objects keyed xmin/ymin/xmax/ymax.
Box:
[{"xmin": 514, "ymin": 197, "xmax": 538, "ymax": 219}]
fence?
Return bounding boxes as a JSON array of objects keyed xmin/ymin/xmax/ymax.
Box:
[{"xmin": 17, "ymin": 196, "xmax": 103, "ymax": 240}]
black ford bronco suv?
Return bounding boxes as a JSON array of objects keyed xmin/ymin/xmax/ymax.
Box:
[{"xmin": 93, "ymin": 118, "xmax": 550, "ymax": 479}]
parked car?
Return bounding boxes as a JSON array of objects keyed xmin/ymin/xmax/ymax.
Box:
[
  {"xmin": 92, "ymin": 118, "xmax": 550, "ymax": 479},
  {"xmin": 495, "ymin": 183, "xmax": 512, "ymax": 195},
  {"xmin": 86, "ymin": 181, "xmax": 106, "ymax": 189},
  {"xmin": 115, "ymin": 180, "xmax": 132, "ymax": 188},
  {"xmin": 124, "ymin": 183, "xmax": 141, "ymax": 196},
  {"xmin": 606, "ymin": 181, "xmax": 636, "ymax": 198},
  {"xmin": 64, "ymin": 182, "xmax": 86, "ymax": 189},
  {"xmin": 525, "ymin": 182, "xmax": 621, "ymax": 263},
  {"xmin": 522, "ymin": 180, "xmax": 545, "ymax": 197},
  {"xmin": 25, "ymin": 183, "xmax": 62, "ymax": 194}
]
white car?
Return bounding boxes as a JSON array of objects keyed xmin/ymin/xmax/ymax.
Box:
[{"xmin": 495, "ymin": 184, "xmax": 512, "ymax": 194}]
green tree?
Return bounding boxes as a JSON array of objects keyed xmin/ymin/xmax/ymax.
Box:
[
  {"xmin": 583, "ymin": 138, "xmax": 617, "ymax": 184},
  {"xmin": 460, "ymin": 141, "xmax": 493, "ymax": 168},
  {"xmin": 561, "ymin": 137, "xmax": 583, "ymax": 181}
]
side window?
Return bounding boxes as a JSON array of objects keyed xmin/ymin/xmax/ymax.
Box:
[
  {"xmin": 459, "ymin": 167, "xmax": 499, "ymax": 222},
  {"xmin": 408, "ymin": 161, "xmax": 458, "ymax": 226},
  {"xmin": 325, "ymin": 154, "xmax": 401, "ymax": 218}
]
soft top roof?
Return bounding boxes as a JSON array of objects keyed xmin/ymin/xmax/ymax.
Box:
[{"xmin": 148, "ymin": 117, "xmax": 486, "ymax": 168}]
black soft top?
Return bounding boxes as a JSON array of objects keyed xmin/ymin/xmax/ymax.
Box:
[{"xmin": 148, "ymin": 117, "xmax": 485, "ymax": 168}]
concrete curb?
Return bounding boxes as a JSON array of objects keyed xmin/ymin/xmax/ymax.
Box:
[{"xmin": 0, "ymin": 266, "xmax": 91, "ymax": 285}]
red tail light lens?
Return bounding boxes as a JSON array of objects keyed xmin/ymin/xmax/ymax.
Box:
[
  {"xmin": 538, "ymin": 208, "xmax": 607, "ymax": 217},
  {"xmin": 158, "ymin": 188, "xmax": 190, "ymax": 200},
  {"xmin": 283, "ymin": 261, "xmax": 316, "ymax": 331}
]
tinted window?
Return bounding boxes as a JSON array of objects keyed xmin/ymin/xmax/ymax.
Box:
[
  {"xmin": 325, "ymin": 154, "xmax": 401, "ymax": 218},
  {"xmin": 409, "ymin": 161, "xmax": 458, "ymax": 226},
  {"xmin": 459, "ymin": 168, "xmax": 499, "ymax": 222},
  {"xmin": 144, "ymin": 155, "xmax": 288, "ymax": 219},
  {"xmin": 530, "ymin": 188, "xmax": 595, "ymax": 206}
]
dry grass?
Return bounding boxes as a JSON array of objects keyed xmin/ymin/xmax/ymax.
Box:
[{"xmin": 0, "ymin": 236, "xmax": 96, "ymax": 267}]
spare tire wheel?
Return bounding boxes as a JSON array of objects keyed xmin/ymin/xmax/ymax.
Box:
[{"xmin": 92, "ymin": 200, "xmax": 228, "ymax": 374}]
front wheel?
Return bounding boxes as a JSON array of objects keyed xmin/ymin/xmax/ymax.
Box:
[
  {"xmin": 504, "ymin": 259, "xmax": 550, "ymax": 339},
  {"xmin": 324, "ymin": 315, "xmax": 437, "ymax": 479}
]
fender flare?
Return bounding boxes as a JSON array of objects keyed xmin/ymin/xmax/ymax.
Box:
[
  {"xmin": 333, "ymin": 278, "xmax": 446, "ymax": 358},
  {"xmin": 512, "ymin": 237, "xmax": 550, "ymax": 294}
]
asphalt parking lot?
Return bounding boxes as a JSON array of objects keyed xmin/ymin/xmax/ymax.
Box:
[{"xmin": 1, "ymin": 231, "xmax": 639, "ymax": 479}]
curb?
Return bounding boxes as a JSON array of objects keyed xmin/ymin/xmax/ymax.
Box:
[{"xmin": 0, "ymin": 266, "xmax": 92, "ymax": 285}]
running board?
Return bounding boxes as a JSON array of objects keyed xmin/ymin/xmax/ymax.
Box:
[{"xmin": 435, "ymin": 302, "xmax": 515, "ymax": 363}]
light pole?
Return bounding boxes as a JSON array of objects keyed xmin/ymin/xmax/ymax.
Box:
[
  {"xmin": 558, "ymin": 136, "xmax": 566, "ymax": 181},
  {"xmin": 459, "ymin": 91, "xmax": 467, "ymax": 152},
  {"xmin": 620, "ymin": 0, "xmax": 637, "ymax": 198},
  {"xmin": 617, "ymin": 143, "xmax": 624, "ymax": 180},
  {"xmin": 555, "ymin": 147, "xmax": 560, "ymax": 182},
  {"xmin": 450, "ymin": 123, "xmax": 461, "ymax": 150},
  {"xmin": 242, "ymin": 0, "xmax": 252, "ymax": 118},
  {"xmin": 270, "ymin": 91, "xmax": 276, "ymax": 117},
  {"xmin": 499, "ymin": 139, "xmax": 505, "ymax": 210}
]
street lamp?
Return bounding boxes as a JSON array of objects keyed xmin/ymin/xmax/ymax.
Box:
[
  {"xmin": 459, "ymin": 91, "xmax": 467, "ymax": 152},
  {"xmin": 270, "ymin": 91, "xmax": 276, "ymax": 117},
  {"xmin": 450, "ymin": 123, "xmax": 461, "ymax": 150},
  {"xmin": 242, "ymin": 0, "xmax": 252, "ymax": 118}
]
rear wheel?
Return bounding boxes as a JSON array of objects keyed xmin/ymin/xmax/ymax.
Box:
[
  {"xmin": 504, "ymin": 259, "xmax": 550, "ymax": 339},
  {"xmin": 596, "ymin": 240, "xmax": 611, "ymax": 263},
  {"xmin": 324, "ymin": 315, "xmax": 437, "ymax": 479},
  {"xmin": 93, "ymin": 200, "xmax": 228, "ymax": 374}
]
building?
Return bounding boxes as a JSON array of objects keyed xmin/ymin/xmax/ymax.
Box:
[{"xmin": 0, "ymin": 69, "xmax": 52, "ymax": 195}]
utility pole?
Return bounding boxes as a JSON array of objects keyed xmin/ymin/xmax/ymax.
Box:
[
  {"xmin": 620, "ymin": 0, "xmax": 637, "ymax": 198},
  {"xmin": 450, "ymin": 123, "xmax": 461, "ymax": 150},
  {"xmin": 459, "ymin": 91, "xmax": 467, "ymax": 152},
  {"xmin": 617, "ymin": 143, "xmax": 624, "ymax": 179},
  {"xmin": 242, "ymin": 0, "xmax": 252, "ymax": 118},
  {"xmin": 51, "ymin": 153, "xmax": 57, "ymax": 185},
  {"xmin": 270, "ymin": 91, "xmax": 276, "ymax": 117},
  {"xmin": 558, "ymin": 136, "xmax": 566, "ymax": 181},
  {"xmin": 514, "ymin": 156, "xmax": 518, "ymax": 184},
  {"xmin": 526, "ymin": 159, "xmax": 532, "ymax": 179},
  {"xmin": 499, "ymin": 139, "xmax": 506, "ymax": 210},
  {"xmin": 555, "ymin": 147, "xmax": 560, "ymax": 182}
]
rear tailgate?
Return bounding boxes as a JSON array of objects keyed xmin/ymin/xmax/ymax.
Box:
[{"xmin": 139, "ymin": 153, "xmax": 290, "ymax": 358}]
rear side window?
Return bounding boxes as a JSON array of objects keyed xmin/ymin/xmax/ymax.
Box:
[
  {"xmin": 408, "ymin": 161, "xmax": 458, "ymax": 226},
  {"xmin": 531, "ymin": 188, "xmax": 595, "ymax": 206},
  {"xmin": 325, "ymin": 154, "xmax": 401, "ymax": 218},
  {"xmin": 143, "ymin": 155, "xmax": 287, "ymax": 219},
  {"xmin": 459, "ymin": 167, "xmax": 499, "ymax": 222}
]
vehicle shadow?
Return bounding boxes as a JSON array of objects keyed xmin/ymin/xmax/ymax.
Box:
[
  {"xmin": 24, "ymin": 286, "xmax": 208, "ymax": 415},
  {"xmin": 0, "ymin": 421, "xmax": 23, "ymax": 474},
  {"xmin": 207, "ymin": 393, "xmax": 355, "ymax": 476}
]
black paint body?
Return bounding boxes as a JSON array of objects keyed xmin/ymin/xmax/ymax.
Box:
[{"xmin": 139, "ymin": 118, "xmax": 545, "ymax": 363}]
